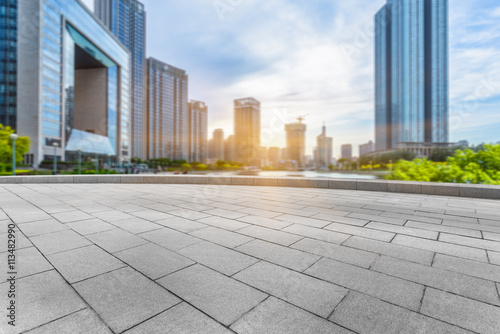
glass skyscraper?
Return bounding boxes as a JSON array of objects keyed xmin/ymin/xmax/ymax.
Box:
[
  {"xmin": 146, "ymin": 58, "xmax": 188, "ymax": 161},
  {"xmin": 95, "ymin": 0, "xmax": 146, "ymax": 160},
  {"xmin": 234, "ymin": 97, "xmax": 261, "ymax": 166},
  {"xmin": 15, "ymin": 0, "xmax": 130, "ymax": 166},
  {"xmin": 375, "ymin": 0, "xmax": 449, "ymax": 151},
  {"xmin": 0, "ymin": 0, "xmax": 17, "ymax": 129}
]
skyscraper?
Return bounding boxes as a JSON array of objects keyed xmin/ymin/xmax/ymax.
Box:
[
  {"xmin": 0, "ymin": 0, "xmax": 17, "ymax": 129},
  {"xmin": 285, "ymin": 118, "xmax": 307, "ymax": 168},
  {"xmin": 341, "ymin": 144, "xmax": 353, "ymax": 160},
  {"xmin": 212, "ymin": 129, "xmax": 225, "ymax": 161},
  {"xmin": 359, "ymin": 140, "xmax": 375, "ymax": 157},
  {"xmin": 187, "ymin": 100, "xmax": 208, "ymax": 163},
  {"xmin": 375, "ymin": 0, "xmax": 449, "ymax": 151},
  {"xmin": 316, "ymin": 124, "xmax": 333, "ymax": 169},
  {"xmin": 146, "ymin": 58, "xmax": 188, "ymax": 160},
  {"xmin": 225, "ymin": 135, "xmax": 236, "ymax": 162},
  {"xmin": 234, "ymin": 97, "xmax": 261, "ymax": 166},
  {"xmin": 95, "ymin": 0, "xmax": 146, "ymax": 159},
  {"xmin": 14, "ymin": 0, "xmax": 131, "ymax": 166}
]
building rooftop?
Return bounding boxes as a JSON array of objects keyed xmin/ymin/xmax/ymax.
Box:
[{"xmin": 1, "ymin": 183, "xmax": 499, "ymax": 333}]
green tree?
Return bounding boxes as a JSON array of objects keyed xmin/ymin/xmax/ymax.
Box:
[{"xmin": 0, "ymin": 124, "xmax": 30, "ymax": 165}]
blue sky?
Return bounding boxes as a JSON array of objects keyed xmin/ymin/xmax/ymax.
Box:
[{"xmin": 84, "ymin": 0, "xmax": 500, "ymax": 157}]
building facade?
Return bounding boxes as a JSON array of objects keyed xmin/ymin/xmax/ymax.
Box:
[
  {"xmin": 341, "ymin": 144, "xmax": 353, "ymax": 160},
  {"xmin": 146, "ymin": 58, "xmax": 188, "ymax": 160},
  {"xmin": 285, "ymin": 119, "xmax": 307, "ymax": 168},
  {"xmin": 224, "ymin": 135, "xmax": 236, "ymax": 162},
  {"xmin": 187, "ymin": 100, "xmax": 207, "ymax": 163},
  {"xmin": 94, "ymin": 0, "xmax": 146, "ymax": 160},
  {"xmin": 359, "ymin": 140, "xmax": 375, "ymax": 157},
  {"xmin": 14, "ymin": 0, "xmax": 131, "ymax": 166},
  {"xmin": 375, "ymin": 0, "xmax": 449, "ymax": 151},
  {"xmin": 234, "ymin": 97, "xmax": 260, "ymax": 166},
  {"xmin": 0, "ymin": 0, "xmax": 17, "ymax": 129},
  {"xmin": 210, "ymin": 128, "xmax": 224, "ymax": 162},
  {"xmin": 316, "ymin": 124, "xmax": 333, "ymax": 169}
]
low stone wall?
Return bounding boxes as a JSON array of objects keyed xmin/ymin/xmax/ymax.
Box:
[{"xmin": 1, "ymin": 175, "xmax": 499, "ymax": 200}]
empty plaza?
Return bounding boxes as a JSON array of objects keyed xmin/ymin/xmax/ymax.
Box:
[{"xmin": 1, "ymin": 182, "xmax": 500, "ymax": 334}]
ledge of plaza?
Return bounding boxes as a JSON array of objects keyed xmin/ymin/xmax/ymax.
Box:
[{"xmin": 1, "ymin": 175, "xmax": 500, "ymax": 200}]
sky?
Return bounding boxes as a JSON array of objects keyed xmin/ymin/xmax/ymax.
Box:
[{"xmin": 83, "ymin": 0, "xmax": 500, "ymax": 158}]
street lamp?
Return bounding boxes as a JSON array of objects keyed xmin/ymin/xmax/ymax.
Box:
[
  {"xmin": 53, "ymin": 142, "xmax": 59, "ymax": 175},
  {"xmin": 77, "ymin": 148, "xmax": 82, "ymax": 175},
  {"xmin": 107, "ymin": 154, "xmax": 111, "ymax": 174},
  {"xmin": 9, "ymin": 134, "xmax": 18, "ymax": 176},
  {"xmin": 95, "ymin": 152, "xmax": 98, "ymax": 174}
]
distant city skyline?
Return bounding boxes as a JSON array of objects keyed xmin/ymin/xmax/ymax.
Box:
[{"xmin": 82, "ymin": 0, "xmax": 500, "ymax": 157}]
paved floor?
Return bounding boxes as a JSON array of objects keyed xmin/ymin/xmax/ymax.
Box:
[{"xmin": 1, "ymin": 184, "xmax": 500, "ymax": 334}]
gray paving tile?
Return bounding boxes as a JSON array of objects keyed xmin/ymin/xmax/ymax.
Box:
[
  {"xmin": 190, "ymin": 226, "xmax": 253, "ymax": 248},
  {"xmin": 51, "ymin": 210, "xmax": 94, "ymax": 223},
  {"xmin": 0, "ymin": 229, "xmax": 33, "ymax": 253},
  {"xmin": 237, "ymin": 215, "xmax": 292, "ymax": 229},
  {"xmin": 237, "ymin": 207, "xmax": 282, "ymax": 218},
  {"xmin": 305, "ymin": 258, "xmax": 424, "ymax": 311},
  {"xmin": 75, "ymin": 267, "xmax": 180, "ymax": 333},
  {"xmin": 415, "ymin": 211, "xmax": 478, "ymax": 223},
  {"xmin": 155, "ymin": 216, "xmax": 207, "ymax": 233},
  {"xmin": 231, "ymin": 297, "xmax": 354, "ymax": 334},
  {"xmin": 38, "ymin": 204, "xmax": 76, "ymax": 214},
  {"xmin": 108, "ymin": 217, "xmax": 162, "ymax": 234},
  {"xmin": 31, "ymin": 230, "xmax": 92, "ymax": 255},
  {"xmin": 392, "ymin": 235, "xmax": 488, "ymax": 262},
  {"xmin": 236, "ymin": 225, "xmax": 303, "ymax": 246},
  {"xmin": 283, "ymin": 224, "xmax": 350, "ymax": 244},
  {"xmin": 371, "ymin": 256, "xmax": 499, "ymax": 305},
  {"xmin": 440, "ymin": 233, "xmax": 500, "ymax": 252},
  {"xmin": 158, "ymin": 264, "xmax": 267, "ymax": 326},
  {"xmin": 203, "ymin": 208, "xmax": 248, "ymax": 220},
  {"xmin": 18, "ymin": 218, "xmax": 68, "ymax": 237},
  {"xmin": 0, "ymin": 270, "xmax": 86, "ymax": 333},
  {"xmin": 25, "ymin": 308, "xmax": 112, "ymax": 334},
  {"xmin": 484, "ymin": 231, "xmax": 500, "ymax": 242},
  {"xmin": 433, "ymin": 254, "xmax": 500, "ymax": 283},
  {"xmin": 331, "ymin": 291, "xmax": 472, "ymax": 334},
  {"xmin": 275, "ymin": 214, "xmax": 331, "ymax": 228},
  {"xmin": 421, "ymin": 288, "xmax": 500, "ymax": 334},
  {"xmin": 405, "ymin": 220, "xmax": 482, "ymax": 238},
  {"xmin": 168, "ymin": 208, "xmax": 211, "ymax": 220},
  {"xmin": 130, "ymin": 209, "xmax": 174, "ymax": 221},
  {"xmin": 366, "ymin": 222, "xmax": 438, "ymax": 240},
  {"xmin": 234, "ymin": 261, "xmax": 347, "ymax": 317},
  {"xmin": 87, "ymin": 229, "xmax": 148, "ymax": 253},
  {"xmin": 489, "ymin": 251, "xmax": 500, "ymax": 266},
  {"xmin": 123, "ymin": 302, "xmax": 231, "ymax": 334},
  {"xmin": 237, "ymin": 239, "xmax": 320, "ymax": 272},
  {"xmin": 140, "ymin": 227, "xmax": 202, "ymax": 251},
  {"xmin": 3, "ymin": 247, "xmax": 53, "ymax": 279},
  {"xmin": 48, "ymin": 245, "xmax": 125, "ymax": 283},
  {"xmin": 382, "ymin": 211, "xmax": 442, "ymax": 224},
  {"xmin": 115, "ymin": 243, "xmax": 194, "ymax": 279},
  {"xmin": 443, "ymin": 220, "xmax": 500, "ymax": 234},
  {"xmin": 325, "ymin": 222, "xmax": 395, "ymax": 242},
  {"xmin": 178, "ymin": 241, "xmax": 257, "ymax": 276},
  {"xmin": 92, "ymin": 210, "xmax": 135, "ymax": 222},
  {"xmin": 197, "ymin": 216, "xmax": 250, "ymax": 231},
  {"xmin": 314, "ymin": 214, "xmax": 369, "ymax": 226},
  {"xmin": 66, "ymin": 218, "xmax": 116, "ymax": 235},
  {"xmin": 291, "ymin": 238, "xmax": 378, "ymax": 268}
]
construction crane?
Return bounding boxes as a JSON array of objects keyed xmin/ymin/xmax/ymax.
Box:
[{"xmin": 297, "ymin": 114, "xmax": 309, "ymax": 123}]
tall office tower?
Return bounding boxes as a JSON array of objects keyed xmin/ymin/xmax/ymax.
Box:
[
  {"xmin": 359, "ymin": 140, "xmax": 375, "ymax": 157},
  {"xmin": 212, "ymin": 129, "xmax": 225, "ymax": 161},
  {"xmin": 146, "ymin": 58, "xmax": 188, "ymax": 160},
  {"xmin": 187, "ymin": 100, "xmax": 208, "ymax": 163},
  {"xmin": 13, "ymin": 0, "xmax": 131, "ymax": 167},
  {"xmin": 234, "ymin": 97, "xmax": 261, "ymax": 166},
  {"xmin": 225, "ymin": 135, "xmax": 236, "ymax": 162},
  {"xmin": 267, "ymin": 147, "xmax": 280, "ymax": 167},
  {"xmin": 341, "ymin": 144, "xmax": 353, "ymax": 160},
  {"xmin": 316, "ymin": 124, "xmax": 333, "ymax": 168},
  {"xmin": 375, "ymin": 0, "xmax": 448, "ymax": 151},
  {"xmin": 285, "ymin": 117, "xmax": 307, "ymax": 168},
  {"xmin": 95, "ymin": 0, "xmax": 146, "ymax": 159},
  {"xmin": 0, "ymin": 0, "xmax": 17, "ymax": 129}
]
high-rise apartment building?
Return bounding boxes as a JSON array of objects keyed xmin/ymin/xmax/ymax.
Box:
[
  {"xmin": 234, "ymin": 97, "xmax": 261, "ymax": 166},
  {"xmin": 13, "ymin": 0, "xmax": 131, "ymax": 166},
  {"xmin": 285, "ymin": 118, "xmax": 307, "ymax": 168},
  {"xmin": 0, "ymin": 0, "xmax": 17, "ymax": 129},
  {"xmin": 316, "ymin": 124, "xmax": 333, "ymax": 168},
  {"xmin": 146, "ymin": 58, "xmax": 188, "ymax": 160},
  {"xmin": 187, "ymin": 100, "xmax": 207, "ymax": 163},
  {"xmin": 225, "ymin": 135, "xmax": 236, "ymax": 162},
  {"xmin": 211, "ymin": 129, "xmax": 225, "ymax": 161},
  {"xmin": 375, "ymin": 0, "xmax": 449, "ymax": 151},
  {"xmin": 95, "ymin": 0, "xmax": 146, "ymax": 159},
  {"xmin": 359, "ymin": 140, "xmax": 375, "ymax": 157},
  {"xmin": 341, "ymin": 144, "xmax": 353, "ymax": 160}
]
